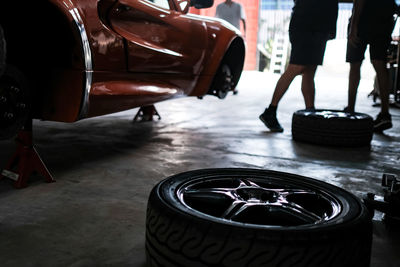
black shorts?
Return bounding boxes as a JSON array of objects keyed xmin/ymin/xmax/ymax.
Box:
[
  {"xmin": 346, "ymin": 37, "xmax": 392, "ymax": 63},
  {"xmin": 289, "ymin": 31, "xmax": 330, "ymax": 66}
]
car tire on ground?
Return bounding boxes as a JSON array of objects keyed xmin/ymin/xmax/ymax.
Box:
[
  {"xmin": 292, "ymin": 109, "xmax": 373, "ymax": 147},
  {"xmin": 146, "ymin": 168, "xmax": 372, "ymax": 267}
]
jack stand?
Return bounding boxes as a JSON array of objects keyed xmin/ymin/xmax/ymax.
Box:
[
  {"xmin": 133, "ymin": 105, "xmax": 161, "ymax": 122},
  {"xmin": 364, "ymin": 173, "xmax": 400, "ymax": 226},
  {"xmin": 0, "ymin": 119, "xmax": 55, "ymax": 188}
]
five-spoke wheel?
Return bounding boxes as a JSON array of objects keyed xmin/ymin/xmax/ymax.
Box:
[{"xmin": 146, "ymin": 168, "xmax": 372, "ymax": 267}]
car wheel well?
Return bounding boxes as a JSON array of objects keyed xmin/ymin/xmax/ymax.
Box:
[
  {"xmin": 223, "ymin": 37, "xmax": 245, "ymax": 87},
  {"xmin": 0, "ymin": 2, "xmax": 84, "ymax": 116},
  {"xmin": 208, "ymin": 37, "xmax": 245, "ymax": 98}
]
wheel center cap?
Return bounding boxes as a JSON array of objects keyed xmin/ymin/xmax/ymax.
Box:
[{"xmin": 237, "ymin": 188, "xmax": 279, "ymax": 203}]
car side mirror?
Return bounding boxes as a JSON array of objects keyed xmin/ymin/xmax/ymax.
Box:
[{"xmin": 190, "ymin": 0, "xmax": 214, "ymax": 9}]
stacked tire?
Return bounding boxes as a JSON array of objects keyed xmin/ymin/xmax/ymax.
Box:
[{"xmin": 292, "ymin": 109, "xmax": 373, "ymax": 147}]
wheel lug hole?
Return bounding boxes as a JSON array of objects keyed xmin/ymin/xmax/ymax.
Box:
[
  {"xmin": 3, "ymin": 112, "xmax": 14, "ymax": 119},
  {"xmin": 10, "ymin": 86, "xmax": 20, "ymax": 93},
  {"xmin": 16, "ymin": 103, "xmax": 26, "ymax": 109}
]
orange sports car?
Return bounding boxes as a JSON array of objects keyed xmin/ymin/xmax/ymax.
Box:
[{"xmin": 0, "ymin": 0, "xmax": 245, "ymax": 139}]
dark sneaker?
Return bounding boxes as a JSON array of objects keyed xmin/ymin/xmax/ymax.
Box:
[
  {"xmin": 259, "ymin": 110, "xmax": 284, "ymax": 132},
  {"xmin": 373, "ymin": 112, "xmax": 392, "ymax": 132},
  {"xmin": 343, "ymin": 106, "xmax": 354, "ymax": 113}
]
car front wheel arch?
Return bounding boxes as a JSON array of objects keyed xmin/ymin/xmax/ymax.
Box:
[{"xmin": 208, "ymin": 37, "xmax": 245, "ymax": 99}]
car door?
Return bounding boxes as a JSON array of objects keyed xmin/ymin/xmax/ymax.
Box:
[{"xmin": 108, "ymin": 0, "xmax": 208, "ymax": 75}]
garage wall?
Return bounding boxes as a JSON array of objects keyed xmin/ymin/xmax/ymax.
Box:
[{"xmin": 190, "ymin": 0, "xmax": 260, "ymax": 70}]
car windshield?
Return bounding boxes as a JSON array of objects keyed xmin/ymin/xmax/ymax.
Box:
[{"xmin": 146, "ymin": 0, "xmax": 170, "ymax": 9}]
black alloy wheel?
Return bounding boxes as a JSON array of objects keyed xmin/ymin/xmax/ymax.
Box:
[
  {"xmin": 0, "ymin": 65, "xmax": 31, "ymax": 140},
  {"xmin": 146, "ymin": 168, "xmax": 372, "ymax": 267},
  {"xmin": 210, "ymin": 63, "xmax": 234, "ymax": 99},
  {"xmin": 217, "ymin": 64, "xmax": 233, "ymax": 99}
]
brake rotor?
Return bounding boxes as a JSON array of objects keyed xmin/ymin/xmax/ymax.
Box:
[
  {"xmin": 217, "ymin": 64, "xmax": 233, "ymax": 99},
  {"xmin": 0, "ymin": 66, "xmax": 30, "ymax": 140}
]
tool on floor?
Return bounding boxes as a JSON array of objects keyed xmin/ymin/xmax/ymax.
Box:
[{"xmin": 364, "ymin": 173, "xmax": 400, "ymax": 226}]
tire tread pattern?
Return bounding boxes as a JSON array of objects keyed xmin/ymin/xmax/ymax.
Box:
[
  {"xmin": 146, "ymin": 186, "xmax": 372, "ymax": 267},
  {"xmin": 292, "ymin": 110, "xmax": 373, "ymax": 147}
]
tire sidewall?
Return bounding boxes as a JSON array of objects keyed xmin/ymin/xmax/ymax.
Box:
[
  {"xmin": 292, "ymin": 109, "xmax": 373, "ymax": 147},
  {"xmin": 147, "ymin": 168, "xmax": 372, "ymax": 267},
  {"xmin": 153, "ymin": 168, "xmax": 370, "ymax": 240}
]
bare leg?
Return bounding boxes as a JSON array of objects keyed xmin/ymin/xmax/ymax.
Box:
[
  {"xmin": 261, "ymin": 64, "xmax": 305, "ymax": 132},
  {"xmin": 348, "ymin": 62, "xmax": 362, "ymax": 112},
  {"xmin": 372, "ymin": 59, "xmax": 390, "ymax": 114},
  {"xmin": 301, "ymin": 65, "xmax": 317, "ymax": 109},
  {"xmin": 270, "ymin": 64, "xmax": 306, "ymax": 106}
]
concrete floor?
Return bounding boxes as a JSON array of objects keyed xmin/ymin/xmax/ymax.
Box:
[{"xmin": 0, "ymin": 69, "xmax": 399, "ymax": 267}]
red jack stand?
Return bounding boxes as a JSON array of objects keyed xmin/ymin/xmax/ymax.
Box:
[
  {"xmin": 0, "ymin": 119, "xmax": 55, "ymax": 188},
  {"xmin": 133, "ymin": 105, "xmax": 161, "ymax": 122}
]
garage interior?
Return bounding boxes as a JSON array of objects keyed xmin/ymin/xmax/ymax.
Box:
[
  {"xmin": 0, "ymin": 61, "xmax": 399, "ymax": 266},
  {"xmin": 1, "ymin": 0, "xmax": 400, "ymax": 266}
]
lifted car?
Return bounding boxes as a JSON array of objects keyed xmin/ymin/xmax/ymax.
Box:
[{"xmin": 0, "ymin": 0, "xmax": 245, "ymax": 139}]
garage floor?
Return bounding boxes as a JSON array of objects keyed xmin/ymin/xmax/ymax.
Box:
[{"xmin": 0, "ymin": 69, "xmax": 399, "ymax": 266}]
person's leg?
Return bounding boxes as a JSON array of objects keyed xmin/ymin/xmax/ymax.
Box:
[
  {"xmin": 270, "ymin": 64, "xmax": 306, "ymax": 106},
  {"xmin": 372, "ymin": 59, "xmax": 390, "ymax": 114},
  {"xmin": 260, "ymin": 64, "xmax": 305, "ymax": 132},
  {"xmin": 347, "ymin": 62, "xmax": 362, "ymax": 112},
  {"xmin": 260, "ymin": 31, "xmax": 311, "ymax": 132},
  {"xmin": 371, "ymin": 59, "xmax": 392, "ymax": 131},
  {"xmin": 301, "ymin": 65, "xmax": 317, "ymax": 109},
  {"xmin": 369, "ymin": 38, "xmax": 392, "ymax": 131},
  {"xmin": 297, "ymin": 32, "xmax": 328, "ymax": 110},
  {"xmin": 345, "ymin": 35, "xmax": 367, "ymax": 112}
]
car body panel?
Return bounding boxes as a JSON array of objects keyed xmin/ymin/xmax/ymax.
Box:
[
  {"xmin": 109, "ymin": 0, "xmax": 209, "ymax": 75},
  {"xmin": 0, "ymin": 0, "xmax": 245, "ymax": 124}
]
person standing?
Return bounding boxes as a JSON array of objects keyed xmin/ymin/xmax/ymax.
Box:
[
  {"xmin": 345, "ymin": 0, "xmax": 397, "ymax": 132},
  {"xmin": 259, "ymin": 0, "xmax": 338, "ymax": 132},
  {"xmin": 215, "ymin": 0, "xmax": 246, "ymax": 36}
]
